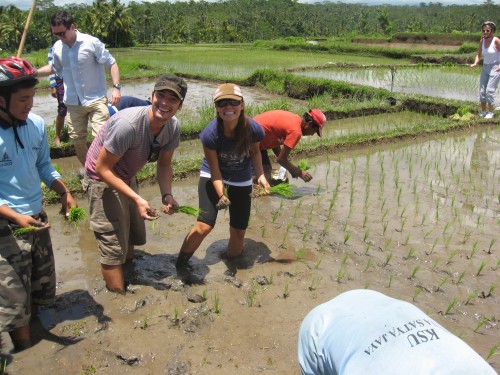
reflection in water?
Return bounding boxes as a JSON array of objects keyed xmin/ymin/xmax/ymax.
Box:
[{"xmin": 292, "ymin": 66, "xmax": 482, "ymax": 103}]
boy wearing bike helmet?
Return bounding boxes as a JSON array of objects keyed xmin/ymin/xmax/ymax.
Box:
[{"xmin": 0, "ymin": 57, "xmax": 77, "ymax": 352}]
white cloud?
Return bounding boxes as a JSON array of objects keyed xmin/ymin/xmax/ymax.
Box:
[{"xmin": 0, "ymin": 0, "xmax": 483, "ymax": 11}]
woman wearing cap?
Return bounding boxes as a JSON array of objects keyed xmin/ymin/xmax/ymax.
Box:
[
  {"xmin": 471, "ymin": 21, "xmax": 500, "ymax": 119},
  {"xmin": 176, "ymin": 83, "xmax": 270, "ymax": 268}
]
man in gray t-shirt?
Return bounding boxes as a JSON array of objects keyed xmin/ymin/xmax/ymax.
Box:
[{"xmin": 84, "ymin": 74, "xmax": 187, "ymax": 293}]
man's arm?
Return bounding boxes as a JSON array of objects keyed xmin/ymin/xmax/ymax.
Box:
[
  {"xmin": 109, "ymin": 63, "xmax": 121, "ymax": 106},
  {"xmin": 276, "ymin": 145, "xmax": 312, "ymax": 182},
  {"xmin": 35, "ymin": 64, "xmax": 54, "ymax": 77}
]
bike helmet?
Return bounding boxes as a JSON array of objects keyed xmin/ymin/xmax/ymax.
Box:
[
  {"xmin": 0, "ymin": 57, "xmax": 38, "ymax": 149},
  {"xmin": 0, "ymin": 57, "xmax": 37, "ymax": 86},
  {"xmin": 482, "ymin": 21, "xmax": 496, "ymax": 32}
]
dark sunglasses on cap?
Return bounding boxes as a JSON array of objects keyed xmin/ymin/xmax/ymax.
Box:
[
  {"xmin": 148, "ymin": 140, "xmax": 161, "ymax": 163},
  {"xmin": 53, "ymin": 29, "xmax": 68, "ymax": 37},
  {"xmin": 215, "ymin": 99, "xmax": 242, "ymax": 108}
]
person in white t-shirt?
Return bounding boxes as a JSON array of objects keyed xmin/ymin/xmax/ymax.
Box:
[{"xmin": 298, "ymin": 289, "xmax": 496, "ymax": 375}]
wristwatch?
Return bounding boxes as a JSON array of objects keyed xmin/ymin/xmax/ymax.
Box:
[{"xmin": 113, "ymin": 83, "xmax": 121, "ymax": 90}]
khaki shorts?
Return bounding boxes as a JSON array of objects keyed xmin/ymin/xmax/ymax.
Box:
[
  {"xmin": 88, "ymin": 178, "xmax": 146, "ymax": 266},
  {"xmin": 66, "ymin": 97, "xmax": 109, "ymax": 144},
  {"xmin": 0, "ymin": 212, "xmax": 55, "ymax": 332}
]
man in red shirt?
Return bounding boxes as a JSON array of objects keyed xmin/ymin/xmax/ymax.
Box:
[{"xmin": 254, "ymin": 109, "xmax": 326, "ymax": 183}]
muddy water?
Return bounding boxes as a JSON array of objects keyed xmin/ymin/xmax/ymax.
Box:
[
  {"xmin": 293, "ymin": 67, "xmax": 484, "ymax": 103},
  {"xmin": 3, "ymin": 125, "xmax": 499, "ymax": 374},
  {"xmin": 33, "ymin": 78, "xmax": 304, "ymax": 127}
]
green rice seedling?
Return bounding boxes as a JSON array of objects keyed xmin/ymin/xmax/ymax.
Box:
[
  {"xmin": 383, "ymin": 239, "xmax": 392, "ymax": 252},
  {"xmin": 343, "ymin": 231, "xmax": 352, "ymax": 245},
  {"xmin": 396, "ymin": 187, "xmax": 402, "ymax": 207},
  {"xmin": 283, "ymin": 282, "xmax": 289, "ymax": 298},
  {"xmin": 488, "ymin": 238, "xmax": 496, "ymax": 254},
  {"xmin": 364, "ymin": 258, "xmax": 373, "ymax": 272},
  {"xmin": 298, "ymin": 159, "xmax": 310, "ymax": 171},
  {"xmin": 409, "ymin": 265, "xmax": 420, "ymax": 279},
  {"xmin": 363, "ymin": 229, "xmax": 370, "ymax": 243},
  {"xmin": 272, "ymin": 210, "xmax": 279, "ymax": 224},
  {"xmin": 68, "ymin": 206, "xmax": 87, "ymax": 225},
  {"xmin": 267, "ymin": 272, "xmax": 274, "ymax": 285},
  {"xmin": 202, "ymin": 288, "xmax": 208, "ymax": 301},
  {"xmin": 309, "ymin": 276, "xmax": 322, "ymax": 291},
  {"xmin": 387, "ymin": 272, "xmax": 394, "ymax": 288},
  {"xmin": 431, "ymin": 259, "xmax": 439, "ymax": 271},
  {"xmin": 313, "ymin": 254, "xmax": 324, "ymax": 270},
  {"xmin": 469, "ymin": 240, "xmax": 479, "ymax": 259},
  {"xmin": 412, "ymin": 287, "xmax": 422, "ymax": 302},
  {"xmin": 446, "ymin": 250, "xmax": 458, "ymax": 265},
  {"xmin": 476, "ymin": 261, "xmax": 486, "ymax": 277},
  {"xmin": 382, "ymin": 221, "xmax": 388, "ymax": 235},
  {"xmin": 486, "ymin": 345, "xmax": 499, "ymax": 361},
  {"xmin": 435, "ymin": 276, "xmax": 448, "ymax": 292},
  {"xmin": 444, "ymin": 297, "xmax": 458, "ymax": 315},
  {"xmin": 261, "ymin": 226, "xmax": 266, "ymax": 238},
  {"xmin": 296, "ymin": 247, "xmax": 305, "ymax": 260},
  {"xmin": 247, "ymin": 284, "xmax": 258, "ymax": 307},
  {"xmin": 381, "ymin": 209, "xmax": 388, "ymax": 222},
  {"xmin": 461, "ymin": 229, "xmax": 472, "ymax": 244},
  {"xmin": 424, "ymin": 228, "xmax": 434, "ymax": 240},
  {"xmin": 365, "ymin": 242, "xmax": 373, "ymax": 255},
  {"xmin": 456, "ymin": 269, "xmax": 466, "ymax": 284},
  {"xmin": 420, "ymin": 213, "xmax": 427, "ymax": 226},
  {"xmin": 212, "ymin": 291, "xmax": 221, "ymax": 314},
  {"xmin": 405, "ymin": 247, "xmax": 416, "ymax": 260},
  {"xmin": 397, "ymin": 217, "xmax": 407, "ymax": 233},
  {"xmin": 12, "ymin": 226, "xmax": 37, "ymax": 236},
  {"xmin": 341, "ymin": 220, "xmax": 348, "ymax": 232},
  {"xmin": 383, "ymin": 252, "xmax": 393, "ymax": 267},
  {"xmin": 176, "ymin": 205, "xmax": 200, "ymax": 217},
  {"xmin": 269, "ymin": 183, "xmax": 295, "ymax": 198},
  {"xmin": 302, "ymin": 229, "xmax": 309, "ymax": 242},
  {"xmin": 362, "ymin": 213, "xmax": 368, "ymax": 228},
  {"xmin": 486, "ymin": 284, "xmax": 497, "ymax": 297},
  {"xmin": 322, "ymin": 221, "xmax": 331, "ymax": 238},
  {"xmin": 403, "ymin": 233, "xmax": 410, "ymax": 246},
  {"xmin": 336, "ymin": 265, "xmax": 345, "ymax": 283},
  {"xmin": 495, "ymin": 258, "xmax": 500, "ymax": 271},
  {"xmin": 465, "ymin": 289, "xmax": 479, "ymax": 305}
]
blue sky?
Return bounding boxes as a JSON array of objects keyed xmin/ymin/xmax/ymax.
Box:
[{"xmin": 0, "ymin": 0, "xmax": 490, "ymax": 11}]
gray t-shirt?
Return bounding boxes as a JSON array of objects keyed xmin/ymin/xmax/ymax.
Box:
[{"xmin": 85, "ymin": 106, "xmax": 180, "ymax": 183}]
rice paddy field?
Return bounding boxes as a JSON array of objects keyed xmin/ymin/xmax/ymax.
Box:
[{"xmin": 3, "ymin": 44, "xmax": 499, "ymax": 374}]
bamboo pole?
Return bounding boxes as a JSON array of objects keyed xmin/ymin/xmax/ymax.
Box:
[{"xmin": 17, "ymin": 0, "xmax": 37, "ymax": 58}]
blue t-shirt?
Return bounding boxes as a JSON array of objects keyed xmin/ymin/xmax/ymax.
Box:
[
  {"xmin": 199, "ymin": 118, "xmax": 264, "ymax": 185},
  {"xmin": 298, "ymin": 289, "xmax": 496, "ymax": 375}
]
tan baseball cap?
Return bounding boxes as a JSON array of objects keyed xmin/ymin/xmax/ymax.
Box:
[{"xmin": 213, "ymin": 83, "xmax": 244, "ymax": 102}]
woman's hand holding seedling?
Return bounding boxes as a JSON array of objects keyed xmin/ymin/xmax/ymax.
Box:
[
  {"xmin": 216, "ymin": 195, "xmax": 231, "ymax": 210},
  {"xmin": 256, "ymin": 174, "xmax": 271, "ymax": 195},
  {"xmin": 136, "ymin": 196, "xmax": 159, "ymax": 220},
  {"xmin": 15, "ymin": 213, "xmax": 50, "ymax": 230}
]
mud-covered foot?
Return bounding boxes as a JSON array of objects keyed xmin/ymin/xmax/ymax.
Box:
[{"xmin": 176, "ymin": 252, "xmax": 193, "ymax": 269}]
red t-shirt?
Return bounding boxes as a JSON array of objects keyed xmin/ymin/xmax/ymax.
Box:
[{"xmin": 254, "ymin": 110, "xmax": 302, "ymax": 151}]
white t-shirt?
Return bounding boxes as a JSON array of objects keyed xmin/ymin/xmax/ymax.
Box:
[{"xmin": 298, "ymin": 289, "xmax": 496, "ymax": 375}]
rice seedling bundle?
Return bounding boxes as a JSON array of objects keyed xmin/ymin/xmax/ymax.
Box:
[
  {"xmin": 269, "ymin": 183, "xmax": 295, "ymax": 198},
  {"xmin": 298, "ymin": 159, "xmax": 310, "ymax": 170},
  {"xmin": 177, "ymin": 205, "xmax": 200, "ymax": 217},
  {"xmin": 68, "ymin": 207, "xmax": 87, "ymax": 225},
  {"xmin": 12, "ymin": 227, "xmax": 37, "ymax": 236}
]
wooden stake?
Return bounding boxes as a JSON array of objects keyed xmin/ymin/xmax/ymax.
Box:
[{"xmin": 17, "ymin": 0, "xmax": 37, "ymax": 58}]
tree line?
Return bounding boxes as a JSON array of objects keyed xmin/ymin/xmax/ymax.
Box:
[{"xmin": 0, "ymin": 0, "xmax": 498, "ymax": 52}]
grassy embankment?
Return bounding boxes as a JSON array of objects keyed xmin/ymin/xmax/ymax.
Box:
[{"xmin": 27, "ymin": 42, "xmax": 490, "ymax": 203}]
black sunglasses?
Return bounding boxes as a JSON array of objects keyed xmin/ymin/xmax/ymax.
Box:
[
  {"xmin": 148, "ymin": 140, "xmax": 161, "ymax": 163},
  {"xmin": 53, "ymin": 29, "xmax": 68, "ymax": 37},
  {"xmin": 216, "ymin": 99, "xmax": 241, "ymax": 108}
]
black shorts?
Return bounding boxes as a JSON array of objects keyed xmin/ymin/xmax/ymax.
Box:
[
  {"xmin": 260, "ymin": 149, "xmax": 271, "ymax": 166},
  {"xmin": 198, "ymin": 177, "xmax": 252, "ymax": 230}
]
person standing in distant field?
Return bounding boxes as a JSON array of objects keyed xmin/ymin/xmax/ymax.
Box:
[
  {"xmin": 36, "ymin": 10, "xmax": 121, "ymax": 165},
  {"xmin": 47, "ymin": 45, "xmax": 67, "ymax": 146},
  {"xmin": 253, "ymin": 109, "xmax": 326, "ymax": 183},
  {"xmin": 176, "ymin": 83, "xmax": 270, "ymax": 268},
  {"xmin": 471, "ymin": 21, "xmax": 500, "ymax": 119}
]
